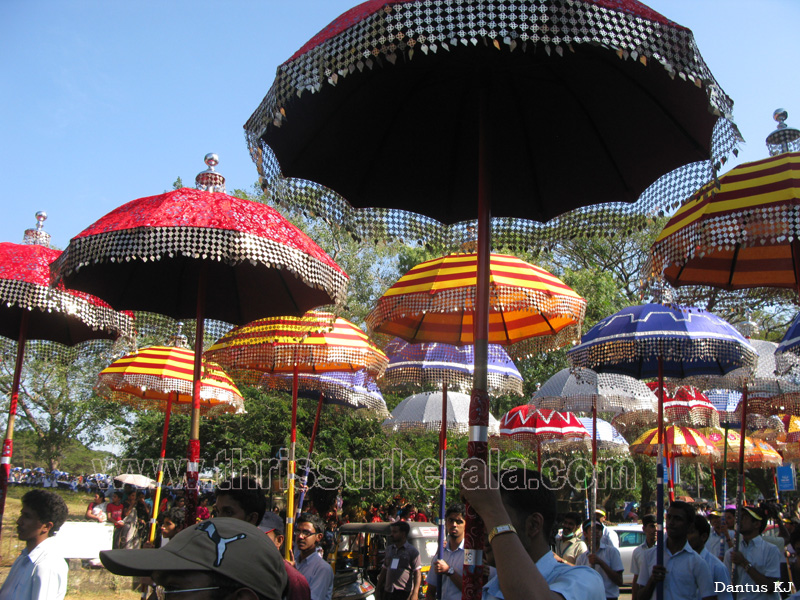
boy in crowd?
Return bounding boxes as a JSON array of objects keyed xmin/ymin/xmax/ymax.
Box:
[
  {"xmin": 576, "ymin": 521, "xmax": 623, "ymax": 600},
  {"xmin": 0, "ymin": 489, "xmax": 69, "ymax": 600}
]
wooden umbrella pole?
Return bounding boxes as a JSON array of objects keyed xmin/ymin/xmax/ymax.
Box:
[
  {"xmin": 437, "ymin": 383, "xmax": 448, "ymax": 600},
  {"xmin": 734, "ymin": 384, "xmax": 749, "ymax": 555},
  {"xmin": 285, "ymin": 363, "xmax": 299, "ymax": 560},
  {"xmin": 185, "ymin": 266, "xmax": 206, "ymax": 529},
  {"xmin": 150, "ymin": 392, "xmax": 174, "ymax": 543},
  {"xmin": 0, "ymin": 310, "xmax": 29, "ymax": 550},
  {"xmin": 463, "ymin": 84, "xmax": 491, "ymax": 600},
  {"xmin": 656, "ymin": 356, "xmax": 665, "ymax": 600},
  {"xmin": 722, "ymin": 423, "xmax": 729, "ymax": 507},
  {"xmin": 591, "ymin": 396, "xmax": 597, "ymax": 546},
  {"xmin": 296, "ymin": 391, "xmax": 324, "ymax": 520}
]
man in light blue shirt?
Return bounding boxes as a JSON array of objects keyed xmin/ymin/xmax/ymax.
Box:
[
  {"xmin": 426, "ymin": 504, "xmax": 466, "ymax": 600},
  {"xmin": 462, "ymin": 460, "xmax": 605, "ymax": 600},
  {"xmin": 0, "ymin": 489, "xmax": 69, "ymax": 600},
  {"xmin": 724, "ymin": 506, "xmax": 783, "ymax": 600},
  {"xmin": 576, "ymin": 521, "xmax": 623, "ymax": 600},
  {"xmin": 296, "ymin": 513, "xmax": 334, "ymax": 600},
  {"xmin": 636, "ymin": 501, "xmax": 715, "ymax": 600},
  {"xmin": 689, "ymin": 514, "xmax": 732, "ymax": 600}
]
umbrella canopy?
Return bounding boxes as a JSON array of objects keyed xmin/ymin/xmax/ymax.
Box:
[
  {"xmin": 531, "ymin": 367, "xmax": 656, "ymax": 426},
  {"xmin": 656, "ymin": 385, "xmax": 719, "ymax": 428},
  {"xmin": 556, "ymin": 417, "xmax": 629, "ymax": 455},
  {"xmin": 95, "ymin": 345, "xmax": 244, "ymax": 416},
  {"xmin": 651, "ymin": 151, "xmax": 800, "ymax": 291},
  {"xmin": 260, "ymin": 369, "xmax": 389, "ymax": 417},
  {"xmin": 367, "ymin": 253, "xmax": 586, "ymax": 357},
  {"xmin": 0, "ymin": 241, "xmax": 131, "ymax": 345},
  {"xmin": 245, "ymin": 0, "xmax": 735, "ymax": 244},
  {"xmin": 775, "ymin": 311, "xmax": 800, "ymax": 375},
  {"xmin": 205, "ymin": 311, "xmax": 388, "ymax": 383},
  {"xmin": 629, "ymin": 426, "xmax": 718, "ymax": 460},
  {"xmin": 114, "ymin": 474, "xmax": 156, "ymax": 488},
  {"xmin": 380, "ymin": 338, "xmax": 523, "ymax": 397},
  {"xmin": 495, "ymin": 406, "xmax": 589, "ymax": 447},
  {"xmin": 49, "ymin": 186, "xmax": 348, "ymax": 322},
  {"xmin": 567, "ymin": 303, "xmax": 758, "ymax": 379},
  {"xmin": 382, "ymin": 391, "xmax": 499, "ymax": 436}
]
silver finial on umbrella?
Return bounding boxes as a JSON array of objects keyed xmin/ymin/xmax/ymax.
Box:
[
  {"xmin": 167, "ymin": 322, "xmax": 189, "ymax": 348},
  {"xmin": 195, "ymin": 153, "xmax": 226, "ymax": 193},
  {"xmin": 766, "ymin": 109, "xmax": 800, "ymax": 156},
  {"xmin": 22, "ymin": 211, "xmax": 51, "ymax": 246}
]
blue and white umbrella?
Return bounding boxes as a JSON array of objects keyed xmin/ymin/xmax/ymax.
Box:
[
  {"xmin": 380, "ymin": 338, "xmax": 523, "ymax": 396},
  {"xmin": 568, "ymin": 303, "xmax": 756, "ymax": 578}
]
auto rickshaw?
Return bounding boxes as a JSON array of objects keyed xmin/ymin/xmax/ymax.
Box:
[{"xmin": 327, "ymin": 522, "xmax": 440, "ymax": 600}]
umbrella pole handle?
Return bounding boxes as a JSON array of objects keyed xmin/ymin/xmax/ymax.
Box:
[
  {"xmin": 656, "ymin": 357, "xmax": 664, "ymax": 600},
  {"xmin": 437, "ymin": 383, "xmax": 448, "ymax": 600},
  {"xmin": 285, "ymin": 365, "xmax": 299, "ymax": 561},
  {"xmin": 0, "ymin": 312, "xmax": 29, "ymax": 554},
  {"xmin": 463, "ymin": 85, "xmax": 490, "ymax": 600},
  {"xmin": 296, "ymin": 391, "xmax": 324, "ymax": 521},
  {"xmin": 150, "ymin": 393, "xmax": 173, "ymax": 544},
  {"xmin": 185, "ymin": 268, "xmax": 206, "ymax": 529}
]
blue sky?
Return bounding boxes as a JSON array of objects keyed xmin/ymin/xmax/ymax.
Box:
[{"xmin": 2, "ymin": 0, "xmax": 799, "ymax": 250}]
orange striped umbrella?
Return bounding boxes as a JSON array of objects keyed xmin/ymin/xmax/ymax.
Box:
[
  {"xmin": 96, "ymin": 345, "xmax": 244, "ymax": 416},
  {"xmin": 629, "ymin": 425, "xmax": 718, "ymax": 460},
  {"xmin": 367, "ymin": 253, "xmax": 586, "ymax": 357},
  {"xmin": 96, "ymin": 342, "xmax": 244, "ymax": 543},
  {"xmin": 205, "ymin": 311, "xmax": 388, "ymax": 384},
  {"xmin": 650, "ymin": 151, "xmax": 800, "ymax": 290},
  {"xmin": 205, "ymin": 310, "xmax": 387, "ymax": 556}
]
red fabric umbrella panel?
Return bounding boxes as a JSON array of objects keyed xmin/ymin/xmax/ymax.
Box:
[
  {"xmin": 49, "ymin": 159, "xmax": 349, "ymax": 526},
  {"xmin": 495, "ymin": 406, "xmax": 589, "ymax": 457}
]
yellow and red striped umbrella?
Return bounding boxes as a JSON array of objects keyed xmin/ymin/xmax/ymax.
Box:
[
  {"xmin": 96, "ymin": 345, "xmax": 244, "ymax": 416},
  {"xmin": 699, "ymin": 427, "xmax": 780, "ymax": 468},
  {"xmin": 367, "ymin": 253, "xmax": 586, "ymax": 357},
  {"xmin": 205, "ymin": 311, "xmax": 388, "ymax": 385},
  {"xmin": 651, "ymin": 152, "xmax": 800, "ymax": 290},
  {"xmin": 629, "ymin": 425, "xmax": 718, "ymax": 460}
]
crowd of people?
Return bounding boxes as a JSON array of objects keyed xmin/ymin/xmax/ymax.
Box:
[{"xmin": 5, "ymin": 467, "xmax": 800, "ymax": 600}]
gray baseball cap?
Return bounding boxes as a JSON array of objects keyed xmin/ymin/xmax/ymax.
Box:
[{"xmin": 100, "ymin": 517, "xmax": 287, "ymax": 598}]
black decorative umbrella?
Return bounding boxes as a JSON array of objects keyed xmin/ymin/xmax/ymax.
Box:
[{"xmin": 244, "ymin": 2, "xmax": 737, "ymax": 597}]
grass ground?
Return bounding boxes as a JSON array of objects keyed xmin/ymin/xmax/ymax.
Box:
[{"xmin": 1, "ymin": 486, "xmax": 139, "ymax": 598}]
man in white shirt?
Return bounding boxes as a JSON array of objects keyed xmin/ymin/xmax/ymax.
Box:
[
  {"xmin": 462, "ymin": 459, "xmax": 605, "ymax": 600},
  {"xmin": 636, "ymin": 501, "xmax": 715, "ymax": 600},
  {"xmin": 630, "ymin": 515, "xmax": 656, "ymax": 600},
  {"xmin": 724, "ymin": 506, "xmax": 783, "ymax": 600},
  {"xmin": 688, "ymin": 514, "xmax": 732, "ymax": 600},
  {"xmin": 705, "ymin": 510, "xmax": 733, "ymax": 561},
  {"xmin": 0, "ymin": 489, "xmax": 69, "ymax": 600},
  {"xmin": 576, "ymin": 521, "xmax": 623, "ymax": 600},
  {"xmin": 426, "ymin": 503, "xmax": 466, "ymax": 600},
  {"xmin": 595, "ymin": 510, "xmax": 619, "ymax": 548}
]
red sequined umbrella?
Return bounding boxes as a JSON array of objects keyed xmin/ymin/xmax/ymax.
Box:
[
  {"xmin": 494, "ymin": 406, "xmax": 589, "ymax": 464},
  {"xmin": 245, "ymin": 2, "xmax": 736, "ymax": 596},
  {"xmin": 645, "ymin": 383, "xmax": 719, "ymax": 427},
  {"xmin": 0, "ymin": 216, "xmax": 131, "ymax": 543},
  {"xmin": 50, "ymin": 158, "xmax": 349, "ymax": 526}
]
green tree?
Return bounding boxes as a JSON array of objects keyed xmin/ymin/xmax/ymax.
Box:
[{"xmin": 0, "ymin": 340, "xmax": 130, "ymax": 470}]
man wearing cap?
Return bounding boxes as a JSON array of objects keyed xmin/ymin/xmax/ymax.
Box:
[
  {"xmin": 595, "ymin": 510, "xmax": 619, "ymax": 548},
  {"xmin": 101, "ymin": 517, "xmax": 288, "ymax": 600},
  {"xmin": 576, "ymin": 521, "xmax": 623, "ymax": 600},
  {"xmin": 295, "ymin": 513, "xmax": 334, "ymax": 600},
  {"xmin": 377, "ymin": 520, "xmax": 422, "ymax": 600},
  {"xmin": 705, "ymin": 510, "xmax": 733, "ymax": 561},
  {"xmin": 724, "ymin": 506, "xmax": 783, "ymax": 600},
  {"xmin": 0, "ymin": 489, "xmax": 69, "ymax": 600},
  {"xmin": 259, "ymin": 512, "xmax": 311, "ymax": 600}
]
